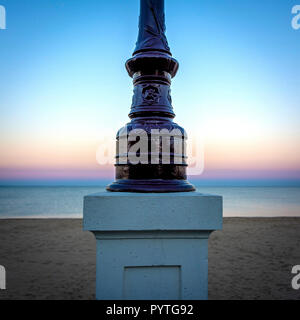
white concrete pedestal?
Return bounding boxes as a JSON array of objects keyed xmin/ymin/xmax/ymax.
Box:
[{"xmin": 83, "ymin": 192, "xmax": 222, "ymax": 300}]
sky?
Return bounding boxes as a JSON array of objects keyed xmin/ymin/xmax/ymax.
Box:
[{"xmin": 0, "ymin": 0, "xmax": 299, "ymax": 186}]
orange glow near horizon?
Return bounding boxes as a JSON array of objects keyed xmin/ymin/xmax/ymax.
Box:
[{"xmin": 1, "ymin": 131, "xmax": 299, "ymax": 182}]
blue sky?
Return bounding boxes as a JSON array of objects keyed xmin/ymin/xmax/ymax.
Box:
[{"xmin": 0, "ymin": 0, "xmax": 300, "ymax": 185}]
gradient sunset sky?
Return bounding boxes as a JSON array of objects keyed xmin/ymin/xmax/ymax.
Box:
[{"xmin": 0, "ymin": 0, "xmax": 299, "ymax": 186}]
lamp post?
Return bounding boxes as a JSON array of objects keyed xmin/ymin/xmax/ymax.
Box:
[
  {"xmin": 84, "ymin": 0, "xmax": 223, "ymax": 300},
  {"xmin": 107, "ymin": 0, "xmax": 195, "ymax": 193}
]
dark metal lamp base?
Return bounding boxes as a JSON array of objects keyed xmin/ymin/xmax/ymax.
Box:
[{"xmin": 107, "ymin": 179, "xmax": 196, "ymax": 193}]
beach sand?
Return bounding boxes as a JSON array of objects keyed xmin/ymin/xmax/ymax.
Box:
[{"xmin": 0, "ymin": 218, "xmax": 300, "ymax": 300}]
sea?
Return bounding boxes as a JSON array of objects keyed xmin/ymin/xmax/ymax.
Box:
[{"xmin": 0, "ymin": 186, "xmax": 299, "ymax": 219}]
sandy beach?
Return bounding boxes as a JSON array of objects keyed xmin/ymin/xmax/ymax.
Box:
[{"xmin": 0, "ymin": 218, "xmax": 299, "ymax": 300}]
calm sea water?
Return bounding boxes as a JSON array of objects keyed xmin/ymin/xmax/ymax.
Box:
[{"xmin": 0, "ymin": 186, "xmax": 299, "ymax": 218}]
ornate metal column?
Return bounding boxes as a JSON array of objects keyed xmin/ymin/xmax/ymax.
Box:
[{"xmin": 107, "ymin": 0, "xmax": 195, "ymax": 192}]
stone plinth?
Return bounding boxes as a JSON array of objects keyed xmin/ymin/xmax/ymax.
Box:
[{"xmin": 83, "ymin": 192, "xmax": 222, "ymax": 300}]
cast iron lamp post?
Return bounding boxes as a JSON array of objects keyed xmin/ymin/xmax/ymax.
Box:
[
  {"xmin": 84, "ymin": 1, "xmax": 222, "ymax": 301},
  {"xmin": 107, "ymin": 0, "xmax": 195, "ymax": 193}
]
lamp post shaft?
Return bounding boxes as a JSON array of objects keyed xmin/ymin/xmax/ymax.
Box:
[{"xmin": 134, "ymin": 0, "xmax": 170, "ymax": 55}]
